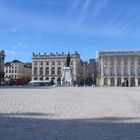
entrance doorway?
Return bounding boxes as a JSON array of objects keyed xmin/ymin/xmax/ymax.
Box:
[
  {"xmin": 131, "ymin": 78, "xmax": 135, "ymax": 87},
  {"xmin": 111, "ymin": 78, "xmax": 115, "ymax": 86},
  {"xmin": 138, "ymin": 78, "xmax": 140, "ymax": 86},
  {"xmin": 57, "ymin": 77, "xmax": 61, "ymax": 85},
  {"xmin": 124, "ymin": 78, "xmax": 129, "ymax": 87},
  {"xmin": 117, "ymin": 78, "xmax": 121, "ymax": 86}
]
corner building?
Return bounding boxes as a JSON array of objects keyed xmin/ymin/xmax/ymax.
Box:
[
  {"xmin": 98, "ymin": 51, "xmax": 140, "ymax": 87},
  {"xmin": 32, "ymin": 52, "xmax": 81, "ymax": 84},
  {"xmin": 4, "ymin": 60, "xmax": 32, "ymax": 83}
]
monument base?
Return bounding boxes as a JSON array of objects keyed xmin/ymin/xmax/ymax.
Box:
[{"xmin": 62, "ymin": 67, "xmax": 73, "ymax": 86}]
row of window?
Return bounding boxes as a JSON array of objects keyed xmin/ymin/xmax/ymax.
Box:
[
  {"xmin": 34, "ymin": 61, "xmax": 74, "ymax": 66},
  {"xmin": 5, "ymin": 75, "xmax": 17, "ymax": 78},
  {"xmin": 34, "ymin": 67, "xmax": 62, "ymax": 76},
  {"xmin": 104, "ymin": 73, "xmax": 140, "ymax": 76},
  {"xmin": 34, "ymin": 77, "xmax": 61, "ymax": 81},
  {"xmin": 5, "ymin": 70, "xmax": 17, "ymax": 73},
  {"xmin": 5, "ymin": 67, "xmax": 17, "ymax": 69},
  {"xmin": 104, "ymin": 78, "xmax": 140, "ymax": 86},
  {"xmin": 104, "ymin": 61, "xmax": 140, "ymax": 65},
  {"xmin": 104, "ymin": 67, "xmax": 140, "ymax": 76}
]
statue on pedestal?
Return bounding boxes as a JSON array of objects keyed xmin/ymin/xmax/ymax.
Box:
[
  {"xmin": 66, "ymin": 53, "xmax": 71, "ymax": 67},
  {"xmin": 61, "ymin": 52, "xmax": 73, "ymax": 86}
]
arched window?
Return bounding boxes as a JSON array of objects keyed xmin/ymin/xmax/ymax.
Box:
[
  {"xmin": 46, "ymin": 61, "xmax": 49, "ymax": 65},
  {"xmin": 40, "ymin": 67, "xmax": 43, "ymax": 75},
  {"xmin": 40, "ymin": 77, "xmax": 43, "ymax": 80},
  {"xmin": 34, "ymin": 61, "xmax": 37, "ymax": 66},
  {"xmin": 104, "ymin": 67, "xmax": 108, "ymax": 76},
  {"xmin": 57, "ymin": 77, "xmax": 61, "ymax": 85},
  {"xmin": 58, "ymin": 67, "xmax": 61, "ymax": 75},
  {"xmin": 110, "ymin": 67, "xmax": 114, "ymax": 75},
  {"xmin": 138, "ymin": 67, "xmax": 140, "ymax": 75},
  {"xmin": 52, "ymin": 61, "xmax": 55, "ymax": 65},
  {"xmin": 46, "ymin": 77, "xmax": 49, "ymax": 80},
  {"xmin": 51, "ymin": 67, "xmax": 55, "ymax": 75},
  {"xmin": 40, "ymin": 61, "xmax": 43, "ymax": 65},
  {"xmin": 34, "ymin": 77, "xmax": 37, "ymax": 80},
  {"xmin": 124, "ymin": 67, "xmax": 128, "ymax": 76},
  {"xmin": 131, "ymin": 67, "xmax": 135, "ymax": 76},
  {"xmin": 104, "ymin": 78, "xmax": 108, "ymax": 85},
  {"xmin": 34, "ymin": 67, "xmax": 38, "ymax": 75},
  {"xmin": 46, "ymin": 67, "xmax": 49, "ymax": 75},
  {"xmin": 117, "ymin": 67, "xmax": 121, "ymax": 76},
  {"xmin": 58, "ymin": 61, "xmax": 61, "ymax": 65}
]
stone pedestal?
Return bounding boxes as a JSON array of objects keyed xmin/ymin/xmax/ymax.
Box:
[{"xmin": 62, "ymin": 67, "xmax": 73, "ymax": 86}]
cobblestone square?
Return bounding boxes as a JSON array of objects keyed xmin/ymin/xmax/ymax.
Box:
[{"xmin": 0, "ymin": 87, "xmax": 140, "ymax": 140}]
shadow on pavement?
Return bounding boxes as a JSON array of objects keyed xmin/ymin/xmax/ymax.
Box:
[{"xmin": 0, "ymin": 113, "xmax": 140, "ymax": 140}]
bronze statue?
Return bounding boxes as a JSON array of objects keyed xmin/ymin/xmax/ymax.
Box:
[{"xmin": 66, "ymin": 53, "xmax": 71, "ymax": 67}]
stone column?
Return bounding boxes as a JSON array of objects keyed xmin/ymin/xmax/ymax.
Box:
[
  {"xmin": 128, "ymin": 77, "xmax": 131, "ymax": 87},
  {"xmin": 107, "ymin": 56, "xmax": 110, "ymax": 77},
  {"xmin": 121, "ymin": 56, "xmax": 124, "ymax": 77},
  {"xmin": 73, "ymin": 60, "xmax": 77, "ymax": 81},
  {"xmin": 101, "ymin": 57, "xmax": 104, "ymax": 77},
  {"xmin": 100, "ymin": 77, "xmax": 104, "ymax": 86},
  {"xmin": 49, "ymin": 61, "xmax": 51, "ymax": 76},
  {"xmin": 128, "ymin": 56, "xmax": 131, "ymax": 77},
  {"xmin": 135, "ymin": 78, "xmax": 138, "ymax": 87},
  {"xmin": 55, "ymin": 61, "xmax": 58, "ymax": 76},
  {"xmin": 38, "ymin": 61, "xmax": 40, "ymax": 78},
  {"xmin": 43, "ymin": 60, "xmax": 46, "ymax": 81},
  {"xmin": 135, "ymin": 56, "xmax": 138, "ymax": 86},
  {"xmin": 121, "ymin": 77, "xmax": 124, "ymax": 86},
  {"xmin": 128, "ymin": 56, "xmax": 131, "ymax": 87},
  {"xmin": 135, "ymin": 56, "xmax": 138, "ymax": 76},
  {"xmin": 114, "ymin": 56, "xmax": 117, "ymax": 77},
  {"xmin": 32, "ymin": 61, "xmax": 34, "ymax": 81}
]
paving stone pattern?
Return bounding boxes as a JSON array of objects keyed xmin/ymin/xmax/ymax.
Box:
[{"xmin": 0, "ymin": 87, "xmax": 140, "ymax": 140}]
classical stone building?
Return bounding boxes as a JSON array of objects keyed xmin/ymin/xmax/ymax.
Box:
[
  {"xmin": 4, "ymin": 60, "xmax": 32, "ymax": 84},
  {"xmin": 98, "ymin": 51, "xmax": 140, "ymax": 87},
  {"xmin": 31, "ymin": 52, "xmax": 80, "ymax": 84}
]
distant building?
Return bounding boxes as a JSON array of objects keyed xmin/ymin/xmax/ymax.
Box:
[
  {"xmin": 4, "ymin": 60, "xmax": 32, "ymax": 84},
  {"xmin": 0, "ymin": 50, "xmax": 5, "ymax": 72},
  {"xmin": 89, "ymin": 59, "xmax": 97, "ymax": 72},
  {"xmin": 98, "ymin": 51, "xmax": 140, "ymax": 87},
  {"xmin": 0, "ymin": 50, "xmax": 5, "ymax": 84},
  {"xmin": 31, "ymin": 52, "xmax": 80, "ymax": 84}
]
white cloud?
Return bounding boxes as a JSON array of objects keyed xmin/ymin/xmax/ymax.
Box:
[
  {"xmin": 76, "ymin": 0, "xmax": 90, "ymax": 28},
  {"xmin": 77, "ymin": 0, "xmax": 90, "ymax": 25},
  {"xmin": 1, "ymin": 0, "xmax": 140, "ymax": 40}
]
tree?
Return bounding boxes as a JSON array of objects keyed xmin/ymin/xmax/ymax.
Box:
[{"xmin": 76, "ymin": 60, "xmax": 92, "ymax": 86}]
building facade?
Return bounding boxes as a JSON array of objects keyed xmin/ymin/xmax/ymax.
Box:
[
  {"xmin": 89, "ymin": 59, "xmax": 97, "ymax": 72},
  {"xmin": 98, "ymin": 51, "xmax": 140, "ymax": 87},
  {"xmin": 0, "ymin": 50, "xmax": 5, "ymax": 84},
  {"xmin": 31, "ymin": 52, "xmax": 80, "ymax": 84},
  {"xmin": 4, "ymin": 60, "xmax": 32, "ymax": 84},
  {"xmin": 0, "ymin": 50, "xmax": 5, "ymax": 72}
]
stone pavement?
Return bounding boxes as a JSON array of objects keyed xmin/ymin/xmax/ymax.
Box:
[{"xmin": 0, "ymin": 87, "xmax": 140, "ymax": 140}]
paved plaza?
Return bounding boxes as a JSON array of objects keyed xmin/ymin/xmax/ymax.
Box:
[{"xmin": 0, "ymin": 87, "xmax": 140, "ymax": 140}]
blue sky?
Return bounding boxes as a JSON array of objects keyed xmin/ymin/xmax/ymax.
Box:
[{"xmin": 0, "ymin": 0, "xmax": 140, "ymax": 62}]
